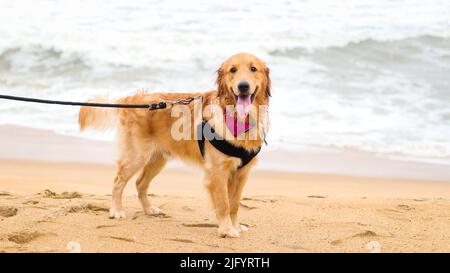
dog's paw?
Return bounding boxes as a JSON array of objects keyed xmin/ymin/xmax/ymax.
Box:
[
  {"xmin": 234, "ymin": 224, "xmax": 249, "ymax": 232},
  {"xmin": 144, "ymin": 206, "xmax": 165, "ymax": 215},
  {"xmin": 109, "ymin": 208, "xmax": 126, "ymax": 219},
  {"xmin": 218, "ymin": 226, "xmax": 240, "ymax": 238}
]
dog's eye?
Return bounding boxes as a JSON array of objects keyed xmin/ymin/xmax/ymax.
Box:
[
  {"xmin": 230, "ymin": 67, "xmax": 237, "ymax": 73},
  {"xmin": 250, "ymin": 66, "xmax": 257, "ymax": 72}
]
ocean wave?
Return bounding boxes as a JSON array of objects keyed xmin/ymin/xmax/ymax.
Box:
[
  {"xmin": 0, "ymin": 45, "xmax": 92, "ymax": 75},
  {"xmin": 3, "ymin": 34, "xmax": 449, "ymax": 78},
  {"xmin": 268, "ymin": 35, "xmax": 450, "ymax": 59},
  {"xmin": 0, "ymin": 43, "xmax": 176, "ymax": 92}
]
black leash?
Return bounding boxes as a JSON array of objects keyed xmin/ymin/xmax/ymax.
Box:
[{"xmin": 0, "ymin": 94, "xmax": 200, "ymax": 110}]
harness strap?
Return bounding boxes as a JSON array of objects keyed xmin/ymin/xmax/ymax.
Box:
[{"xmin": 197, "ymin": 121, "xmax": 261, "ymax": 169}]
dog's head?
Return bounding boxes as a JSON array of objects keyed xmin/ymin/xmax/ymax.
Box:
[{"xmin": 216, "ymin": 53, "xmax": 271, "ymax": 119}]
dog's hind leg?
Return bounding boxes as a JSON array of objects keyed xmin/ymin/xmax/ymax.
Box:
[
  {"xmin": 110, "ymin": 122, "xmax": 152, "ymax": 219},
  {"xmin": 110, "ymin": 158, "xmax": 143, "ymax": 219},
  {"xmin": 136, "ymin": 153, "xmax": 167, "ymax": 215}
]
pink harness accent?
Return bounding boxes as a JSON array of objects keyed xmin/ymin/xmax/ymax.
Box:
[{"xmin": 225, "ymin": 114, "xmax": 253, "ymax": 137}]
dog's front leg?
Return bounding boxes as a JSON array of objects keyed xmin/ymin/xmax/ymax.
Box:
[
  {"xmin": 205, "ymin": 170, "xmax": 240, "ymax": 238},
  {"xmin": 229, "ymin": 167, "xmax": 251, "ymax": 233}
]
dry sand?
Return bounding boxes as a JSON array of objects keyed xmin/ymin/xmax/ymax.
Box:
[{"xmin": 0, "ymin": 126, "xmax": 450, "ymax": 253}]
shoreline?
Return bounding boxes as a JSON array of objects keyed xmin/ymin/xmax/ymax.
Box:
[
  {"xmin": 0, "ymin": 125, "xmax": 449, "ymax": 181},
  {"xmin": 2, "ymin": 159, "xmax": 450, "ymax": 198}
]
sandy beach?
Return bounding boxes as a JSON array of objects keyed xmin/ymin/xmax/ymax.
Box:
[{"xmin": 1, "ymin": 126, "xmax": 450, "ymax": 253}]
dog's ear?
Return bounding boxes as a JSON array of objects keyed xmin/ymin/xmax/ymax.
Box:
[
  {"xmin": 216, "ymin": 66, "xmax": 226, "ymax": 97},
  {"xmin": 264, "ymin": 66, "xmax": 271, "ymax": 98}
]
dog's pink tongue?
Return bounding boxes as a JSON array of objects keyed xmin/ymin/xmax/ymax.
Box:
[{"xmin": 236, "ymin": 95, "xmax": 251, "ymax": 119}]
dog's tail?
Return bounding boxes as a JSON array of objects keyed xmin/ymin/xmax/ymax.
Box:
[{"xmin": 78, "ymin": 96, "xmax": 119, "ymax": 132}]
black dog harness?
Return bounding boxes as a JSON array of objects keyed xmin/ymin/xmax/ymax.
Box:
[{"xmin": 197, "ymin": 121, "xmax": 261, "ymax": 169}]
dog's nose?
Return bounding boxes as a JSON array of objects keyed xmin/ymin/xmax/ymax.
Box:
[{"xmin": 238, "ymin": 81, "xmax": 250, "ymax": 94}]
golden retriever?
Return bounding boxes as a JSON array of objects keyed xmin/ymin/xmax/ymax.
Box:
[{"xmin": 79, "ymin": 53, "xmax": 271, "ymax": 238}]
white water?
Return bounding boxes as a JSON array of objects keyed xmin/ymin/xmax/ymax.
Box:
[{"xmin": 0, "ymin": 0, "xmax": 450, "ymax": 165}]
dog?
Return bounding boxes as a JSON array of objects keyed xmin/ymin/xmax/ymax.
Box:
[{"xmin": 78, "ymin": 53, "xmax": 271, "ymax": 238}]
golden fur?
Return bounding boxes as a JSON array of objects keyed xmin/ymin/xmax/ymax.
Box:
[{"xmin": 78, "ymin": 53, "xmax": 271, "ymax": 238}]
